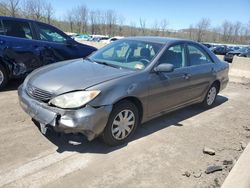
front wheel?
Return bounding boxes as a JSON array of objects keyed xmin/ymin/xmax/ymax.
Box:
[
  {"xmin": 101, "ymin": 100, "xmax": 139, "ymax": 146},
  {"xmin": 202, "ymin": 84, "xmax": 218, "ymax": 108},
  {"xmin": 0, "ymin": 64, "xmax": 8, "ymax": 90}
]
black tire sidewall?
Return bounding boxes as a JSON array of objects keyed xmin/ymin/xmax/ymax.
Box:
[
  {"xmin": 102, "ymin": 101, "xmax": 139, "ymax": 146},
  {"xmin": 0, "ymin": 64, "xmax": 8, "ymax": 90}
]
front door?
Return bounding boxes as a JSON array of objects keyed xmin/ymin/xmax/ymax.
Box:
[
  {"xmin": 34, "ymin": 22, "xmax": 79, "ymax": 65},
  {"xmin": 147, "ymin": 43, "xmax": 193, "ymax": 118}
]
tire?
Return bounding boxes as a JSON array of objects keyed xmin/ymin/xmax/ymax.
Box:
[
  {"xmin": 202, "ymin": 84, "xmax": 218, "ymax": 108},
  {"xmin": 101, "ymin": 100, "xmax": 139, "ymax": 146},
  {"xmin": 0, "ymin": 64, "xmax": 8, "ymax": 90}
]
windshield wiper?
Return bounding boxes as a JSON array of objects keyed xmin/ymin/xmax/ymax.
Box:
[
  {"xmin": 85, "ymin": 58, "xmax": 121, "ymax": 69},
  {"xmin": 94, "ymin": 61, "xmax": 121, "ymax": 69}
]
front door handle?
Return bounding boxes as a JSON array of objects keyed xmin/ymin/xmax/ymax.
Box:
[
  {"xmin": 0, "ymin": 40, "xmax": 5, "ymax": 45},
  {"xmin": 182, "ymin": 73, "xmax": 191, "ymax": 80}
]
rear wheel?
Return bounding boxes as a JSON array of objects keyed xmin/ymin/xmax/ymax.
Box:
[
  {"xmin": 101, "ymin": 100, "xmax": 139, "ymax": 146},
  {"xmin": 0, "ymin": 64, "xmax": 8, "ymax": 90},
  {"xmin": 202, "ymin": 84, "xmax": 218, "ymax": 107}
]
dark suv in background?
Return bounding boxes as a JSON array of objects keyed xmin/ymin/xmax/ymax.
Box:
[
  {"xmin": 211, "ymin": 45, "xmax": 232, "ymax": 55},
  {"xmin": 0, "ymin": 16, "xmax": 97, "ymax": 90}
]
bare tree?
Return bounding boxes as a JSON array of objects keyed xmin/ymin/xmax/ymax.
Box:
[
  {"xmin": 105, "ymin": 10, "xmax": 117, "ymax": 36},
  {"xmin": 221, "ymin": 20, "xmax": 236, "ymax": 43},
  {"xmin": 65, "ymin": 9, "xmax": 74, "ymax": 32},
  {"xmin": 196, "ymin": 18, "xmax": 210, "ymax": 42},
  {"xmin": 152, "ymin": 20, "xmax": 159, "ymax": 36},
  {"xmin": 89, "ymin": 10, "xmax": 96, "ymax": 34},
  {"xmin": 23, "ymin": 0, "xmax": 45, "ymax": 20},
  {"xmin": 0, "ymin": 0, "xmax": 20, "ymax": 17},
  {"xmin": 188, "ymin": 24, "xmax": 193, "ymax": 39},
  {"xmin": 44, "ymin": 1, "xmax": 54, "ymax": 24},
  {"xmin": 71, "ymin": 5, "xmax": 88, "ymax": 34},
  {"xmin": 95, "ymin": 10, "xmax": 103, "ymax": 34},
  {"xmin": 160, "ymin": 19, "xmax": 168, "ymax": 36},
  {"xmin": 139, "ymin": 18, "xmax": 146, "ymax": 35},
  {"xmin": 129, "ymin": 21, "xmax": 137, "ymax": 36},
  {"xmin": 0, "ymin": 1, "xmax": 8, "ymax": 15},
  {"xmin": 221, "ymin": 20, "xmax": 230, "ymax": 42},
  {"xmin": 211, "ymin": 27, "xmax": 220, "ymax": 43},
  {"xmin": 117, "ymin": 15, "xmax": 125, "ymax": 36},
  {"xmin": 78, "ymin": 5, "xmax": 88, "ymax": 33}
]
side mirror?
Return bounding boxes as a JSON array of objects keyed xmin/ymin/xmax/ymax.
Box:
[
  {"xmin": 154, "ymin": 64, "xmax": 174, "ymax": 73},
  {"xmin": 65, "ymin": 38, "xmax": 75, "ymax": 46}
]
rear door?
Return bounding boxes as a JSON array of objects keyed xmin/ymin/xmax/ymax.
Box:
[
  {"xmin": 186, "ymin": 43, "xmax": 216, "ymax": 101},
  {"xmin": 0, "ymin": 19, "xmax": 43, "ymax": 77}
]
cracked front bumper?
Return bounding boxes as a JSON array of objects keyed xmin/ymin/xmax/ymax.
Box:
[{"xmin": 18, "ymin": 84, "xmax": 112, "ymax": 141}]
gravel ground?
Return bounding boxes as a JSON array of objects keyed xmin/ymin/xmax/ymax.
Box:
[{"xmin": 0, "ymin": 80, "xmax": 250, "ymax": 188}]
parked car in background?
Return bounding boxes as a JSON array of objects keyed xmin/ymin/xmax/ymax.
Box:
[
  {"xmin": 232, "ymin": 46, "xmax": 240, "ymax": 51},
  {"xmin": 18, "ymin": 37, "xmax": 229, "ymax": 146},
  {"xmin": 73, "ymin": 34, "xmax": 92, "ymax": 41},
  {"xmin": 211, "ymin": 45, "xmax": 232, "ymax": 55},
  {"xmin": 202, "ymin": 43, "xmax": 212, "ymax": 48},
  {"xmin": 224, "ymin": 47, "xmax": 250, "ymax": 62},
  {"xmin": 239, "ymin": 48, "xmax": 250, "ymax": 58},
  {"xmin": 92, "ymin": 36, "xmax": 109, "ymax": 42},
  {"xmin": 90, "ymin": 35, "xmax": 109, "ymax": 42},
  {"xmin": 100, "ymin": 36, "xmax": 124, "ymax": 44},
  {"xmin": 0, "ymin": 16, "xmax": 97, "ymax": 90},
  {"xmin": 211, "ymin": 45, "xmax": 231, "ymax": 55}
]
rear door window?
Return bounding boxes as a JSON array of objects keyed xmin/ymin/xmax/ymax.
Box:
[
  {"xmin": 187, "ymin": 44, "xmax": 213, "ymax": 66},
  {"xmin": 2, "ymin": 20, "xmax": 33, "ymax": 39},
  {"xmin": 36, "ymin": 23, "xmax": 67, "ymax": 44}
]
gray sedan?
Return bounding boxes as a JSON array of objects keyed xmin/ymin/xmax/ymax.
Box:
[{"xmin": 18, "ymin": 37, "xmax": 229, "ymax": 146}]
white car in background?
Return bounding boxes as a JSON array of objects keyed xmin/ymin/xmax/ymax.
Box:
[{"xmin": 100, "ymin": 36, "xmax": 124, "ymax": 44}]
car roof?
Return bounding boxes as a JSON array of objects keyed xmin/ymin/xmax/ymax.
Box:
[
  {"xmin": 123, "ymin": 36, "xmax": 194, "ymax": 44},
  {"xmin": 0, "ymin": 16, "xmax": 45, "ymax": 25}
]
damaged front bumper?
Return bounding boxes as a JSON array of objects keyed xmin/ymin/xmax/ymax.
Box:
[{"xmin": 18, "ymin": 84, "xmax": 112, "ymax": 141}]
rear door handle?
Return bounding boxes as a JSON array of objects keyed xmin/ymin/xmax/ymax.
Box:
[
  {"xmin": 0, "ymin": 40, "xmax": 5, "ymax": 45},
  {"xmin": 211, "ymin": 67, "xmax": 216, "ymax": 73}
]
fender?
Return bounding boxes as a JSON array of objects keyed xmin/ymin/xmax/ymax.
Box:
[{"xmin": 87, "ymin": 72, "xmax": 149, "ymax": 121}]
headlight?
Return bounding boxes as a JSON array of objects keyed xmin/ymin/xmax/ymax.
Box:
[{"xmin": 49, "ymin": 90, "xmax": 100, "ymax": 109}]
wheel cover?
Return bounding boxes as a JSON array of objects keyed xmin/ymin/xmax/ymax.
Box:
[
  {"xmin": 0, "ymin": 70, "xmax": 4, "ymax": 85},
  {"xmin": 111, "ymin": 109, "xmax": 135, "ymax": 140},
  {"xmin": 207, "ymin": 87, "xmax": 217, "ymax": 105}
]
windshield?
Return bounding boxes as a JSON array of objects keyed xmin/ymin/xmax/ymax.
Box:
[{"xmin": 88, "ymin": 39, "xmax": 164, "ymax": 70}]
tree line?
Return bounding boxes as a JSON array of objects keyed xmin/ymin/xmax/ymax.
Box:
[{"xmin": 0, "ymin": 0, "xmax": 250, "ymax": 44}]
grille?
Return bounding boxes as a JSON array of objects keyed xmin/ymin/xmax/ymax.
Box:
[{"xmin": 26, "ymin": 84, "xmax": 53, "ymax": 102}]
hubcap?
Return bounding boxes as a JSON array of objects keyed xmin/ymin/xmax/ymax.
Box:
[
  {"xmin": 0, "ymin": 70, "xmax": 4, "ymax": 85},
  {"xmin": 207, "ymin": 87, "xmax": 217, "ymax": 105},
  {"xmin": 111, "ymin": 109, "xmax": 135, "ymax": 140}
]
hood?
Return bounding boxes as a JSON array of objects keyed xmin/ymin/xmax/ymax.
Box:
[{"xmin": 27, "ymin": 59, "xmax": 134, "ymax": 95}]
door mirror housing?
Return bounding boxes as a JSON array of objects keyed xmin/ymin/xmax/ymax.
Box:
[
  {"xmin": 154, "ymin": 64, "xmax": 174, "ymax": 73},
  {"xmin": 65, "ymin": 38, "xmax": 75, "ymax": 46}
]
